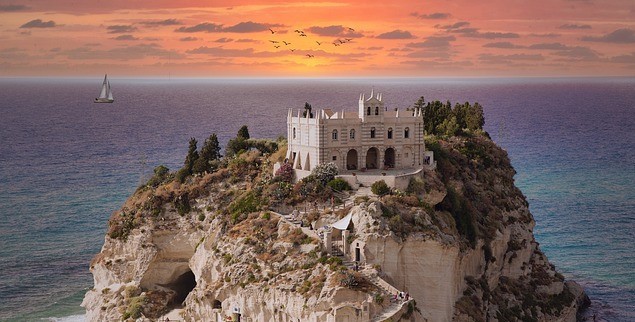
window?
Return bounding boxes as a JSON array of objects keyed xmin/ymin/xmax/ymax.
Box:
[
  {"xmin": 332, "ymin": 156, "xmax": 337, "ymax": 161},
  {"xmin": 350, "ymin": 129, "xmax": 355, "ymax": 139},
  {"xmin": 367, "ymin": 106, "xmax": 371, "ymax": 115},
  {"xmin": 404, "ymin": 127, "xmax": 410, "ymax": 138},
  {"xmin": 370, "ymin": 127, "xmax": 376, "ymax": 138},
  {"xmin": 387, "ymin": 128, "xmax": 393, "ymax": 139},
  {"xmin": 332, "ymin": 130, "xmax": 338, "ymax": 140},
  {"xmin": 293, "ymin": 127, "xmax": 296, "ymax": 139},
  {"xmin": 375, "ymin": 106, "xmax": 379, "ymax": 115}
]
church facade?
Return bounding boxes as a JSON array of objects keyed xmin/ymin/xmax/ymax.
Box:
[{"xmin": 286, "ymin": 91, "xmax": 427, "ymax": 173}]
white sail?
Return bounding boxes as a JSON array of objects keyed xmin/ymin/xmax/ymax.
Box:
[
  {"xmin": 106, "ymin": 80, "xmax": 113, "ymax": 100},
  {"xmin": 99, "ymin": 75, "xmax": 108, "ymax": 99},
  {"xmin": 95, "ymin": 74, "xmax": 114, "ymax": 103}
]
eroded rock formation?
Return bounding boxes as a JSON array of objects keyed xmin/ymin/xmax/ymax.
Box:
[{"xmin": 83, "ymin": 135, "xmax": 588, "ymax": 321}]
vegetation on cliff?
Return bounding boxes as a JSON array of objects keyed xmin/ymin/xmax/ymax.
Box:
[{"xmin": 98, "ymin": 97, "xmax": 585, "ymax": 322}]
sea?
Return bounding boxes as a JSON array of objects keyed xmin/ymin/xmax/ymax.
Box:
[{"xmin": 0, "ymin": 77, "xmax": 633, "ymax": 321}]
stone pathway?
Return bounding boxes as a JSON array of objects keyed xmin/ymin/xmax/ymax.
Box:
[{"xmin": 359, "ymin": 267, "xmax": 414, "ymax": 322}]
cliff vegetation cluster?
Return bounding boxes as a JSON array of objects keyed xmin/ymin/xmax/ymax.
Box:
[{"xmin": 84, "ymin": 99, "xmax": 588, "ymax": 322}]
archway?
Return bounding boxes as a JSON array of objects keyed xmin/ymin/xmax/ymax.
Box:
[
  {"xmin": 366, "ymin": 148, "xmax": 378, "ymax": 169},
  {"xmin": 384, "ymin": 148, "xmax": 395, "ymax": 168},
  {"xmin": 170, "ymin": 270, "xmax": 196, "ymax": 305},
  {"xmin": 346, "ymin": 149, "xmax": 358, "ymax": 170}
]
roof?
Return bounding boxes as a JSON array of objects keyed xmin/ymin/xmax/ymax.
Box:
[{"xmin": 332, "ymin": 213, "xmax": 352, "ymax": 230}]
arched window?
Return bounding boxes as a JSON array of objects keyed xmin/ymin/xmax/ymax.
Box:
[
  {"xmin": 293, "ymin": 127, "xmax": 296, "ymax": 139},
  {"xmin": 332, "ymin": 130, "xmax": 338, "ymax": 140},
  {"xmin": 375, "ymin": 106, "xmax": 379, "ymax": 115},
  {"xmin": 387, "ymin": 128, "xmax": 393, "ymax": 139},
  {"xmin": 350, "ymin": 129, "xmax": 355, "ymax": 139},
  {"xmin": 370, "ymin": 127, "xmax": 376, "ymax": 138},
  {"xmin": 367, "ymin": 106, "xmax": 371, "ymax": 115},
  {"xmin": 404, "ymin": 127, "xmax": 410, "ymax": 138}
]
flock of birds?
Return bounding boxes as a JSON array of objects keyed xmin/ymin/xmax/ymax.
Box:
[{"xmin": 267, "ymin": 27, "xmax": 356, "ymax": 58}]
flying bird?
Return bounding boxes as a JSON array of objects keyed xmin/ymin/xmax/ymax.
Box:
[
  {"xmin": 290, "ymin": 49, "xmax": 296, "ymax": 52},
  {"xmin": 333, "ymin": 42, "xmax": 340, "ymax": 46},
  {"xmin": 345, "ymin": 38, "xmax": 352, "ymax": 42},
  {"xmin": 269, "ymin": 40, "xmax": 279, "ymax": 43},
  {"xmin": 316, "ymin": 41, "xmax": 322, "ymax": 45},
  {"xmin": 348, "ymin": 27, "xmax": 355, "ymax": 31},
  {"xmin": 274, "ymin": 45, "xmax": 280, "ymax": 48},
  {"xmin": 268, "ymin": 28, "xmax": 276, "ymax": 34},
  {"xmin": 300, "ymin": 34, "xmax": 307, "ymax": 37},
  {"xmin": 338, "ymin": 39, "xmax": 345, "ymax": 44},
  {"xmin": 294, "ymin": 30, "xmax": 303, "ymax": 33},
  {"xmin": 283, "ymin": 41, "xmax": 291, "ymax": 45},
  {"xmin": 306, "ymin": 54, "xmax": 314, "ymax": 58}
]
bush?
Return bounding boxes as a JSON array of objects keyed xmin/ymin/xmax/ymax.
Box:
[
  {"xmin": 228, "ymin": 191, "xmax": 260, "ymax": 223},
  {"xmin": 274, "ymin": 162, "xmax": 294, "ymax": 183},
  {"xmin": 311, "ymin": 162, "xmax": 338, "ymax": 186},
  {"xmin": 371, "ymin": 180, "xmax": 390, "ymax": 196},
  {"xmin": 146, "ymin": 165, "xmax": 170, "ymax": 187},
  {"xmin": 327, "ymin": 178, "xmax": 351, "ymax": 191}
]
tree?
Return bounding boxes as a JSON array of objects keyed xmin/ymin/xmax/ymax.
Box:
[
  {"xmin": 465, "ymin": 102, "xmax": 485, "ymax": 131},
  {"xmin": 302, "ymin": 102, "xmax": 313, "ymax": 118},
  {"xmin": 371, "ymin": 180, "xmax": 390, "ymax": 196},
  {"xmin": 413, "ymin": 96, "xmax": 425, "ymax": 110},
  {"xmin": 237, "ymin": 125, "xmax": 250, "ymax": 140},
  {"xmin": 193, "ymin": 133, "xmax": 221, "ymax": 174},
  {"xmin": 184, "ymin": 137, "xmax": 198, "ymax": 175}
]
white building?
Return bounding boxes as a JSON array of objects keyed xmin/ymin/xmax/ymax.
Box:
[{"xmin": 286, "ymin": 91, "xmax": 432, "ymax": 179}]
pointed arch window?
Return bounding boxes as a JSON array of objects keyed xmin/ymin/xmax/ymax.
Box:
[
  {"xmin": 370, "ymin": 127, "xmax": 376, "ymax": 138},
  {"xmin": 293, "ymin": 127, "xmax": 296, "ymax": 139},
  {"xmin": 350, "ymin": 129, "xmax": 355, "ymax": 139},
  {"xmin": 388, "ymin": 128, "xmax": 393, "ymax": 139},
  {"xmin": 367, "ymin": 106, "xmax": 371, "ymax": 115},
  {"xmin": 404, "ymin": 127, "xmax": 410, "ymax": 138},
  {"xmin": 332, "ymin": 130, "xmax": 338, "ymax": 140},
  {"xmin": 375, "ymin": 106, "xmax": 379, "ymax": 115}
]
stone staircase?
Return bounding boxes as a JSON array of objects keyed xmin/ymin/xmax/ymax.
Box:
[{"xmin": 359, "ymin": 268, "xmax": 414, "ymax": 322}]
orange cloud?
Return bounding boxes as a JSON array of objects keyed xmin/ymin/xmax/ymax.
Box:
[{"xmin": 0, "ymin": 0, "xmax": 634, "ymax": 76}]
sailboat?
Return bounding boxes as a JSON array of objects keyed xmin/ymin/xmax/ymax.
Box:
[{"xmin": 95, "ymin": 74, "xmax": 114, "ymax": 103}]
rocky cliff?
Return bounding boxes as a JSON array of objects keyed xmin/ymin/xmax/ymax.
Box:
[{"xmin": 83, "ymin": 134, "xmax": 588, "ymax": 321}]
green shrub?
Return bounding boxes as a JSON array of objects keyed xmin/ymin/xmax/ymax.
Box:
[
  {"xmin": 327, "ymin": 178, "xmax": 351, "ymax": 191},
  {"xmin": 146, "ymin": 165, "xmax": 170, "ymax": 187},
  {"xmin": 173, "ymin": 193, "xmax": 191, "ymax": 216},
  {"xmin": 371, "ymin": 180, "xmax": 390, "ymax": 196},
  {"xmin": 123, "ymin": 295, "xmax": 146, "ymax": 320},
  {"xmin": 228, "ymin": 191, "xmax": 260, "ymax": 223}
]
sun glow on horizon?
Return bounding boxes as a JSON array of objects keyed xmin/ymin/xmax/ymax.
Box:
[{"xmin": 1, "ymin": 0, "xmax": 634, "ymax": 77}]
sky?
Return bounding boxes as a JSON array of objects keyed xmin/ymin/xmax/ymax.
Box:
[{"xmin": 1, "ymin": 0, "xmax": 634, "ymax": 77}]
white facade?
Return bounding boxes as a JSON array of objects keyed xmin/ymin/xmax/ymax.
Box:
[{"xmin": 286, "ymin": 91, "xmax": 426, "ymax": 172}]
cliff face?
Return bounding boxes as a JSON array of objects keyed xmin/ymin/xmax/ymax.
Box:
[{"xmin": 83, "ymin": 135, "xmax": 588, "ymax": 322}]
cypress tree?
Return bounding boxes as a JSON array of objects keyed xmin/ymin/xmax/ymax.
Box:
[
  {"xmin": 237, "ymin": 125, "xmax": 250, "ymax": 140},
  {"xmin": 184, "ymin": 137, "xmax": 199, "ymax": 174},
  {"xmin": 193, "ymin": 133, "xmax": 221, "ymax": 174}
]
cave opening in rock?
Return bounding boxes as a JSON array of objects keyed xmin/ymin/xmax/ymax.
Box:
[{"xmin": 170, "ymin": 270, "xmax": 196, "ymax": 305}]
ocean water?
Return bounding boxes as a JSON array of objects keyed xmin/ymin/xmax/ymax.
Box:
[{"xmin": 0, "ymin": 77, "xmax": 633, "ymax": 321}]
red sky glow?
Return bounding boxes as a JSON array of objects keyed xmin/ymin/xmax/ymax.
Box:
[{"xmin": 1, "ymin": 0, "xmax": 634, "ymax": 77}]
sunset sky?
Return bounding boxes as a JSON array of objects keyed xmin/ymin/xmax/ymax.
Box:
[{"xmin": 1, "ymin": 0, "xmax": 634, "ymax": 77}]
